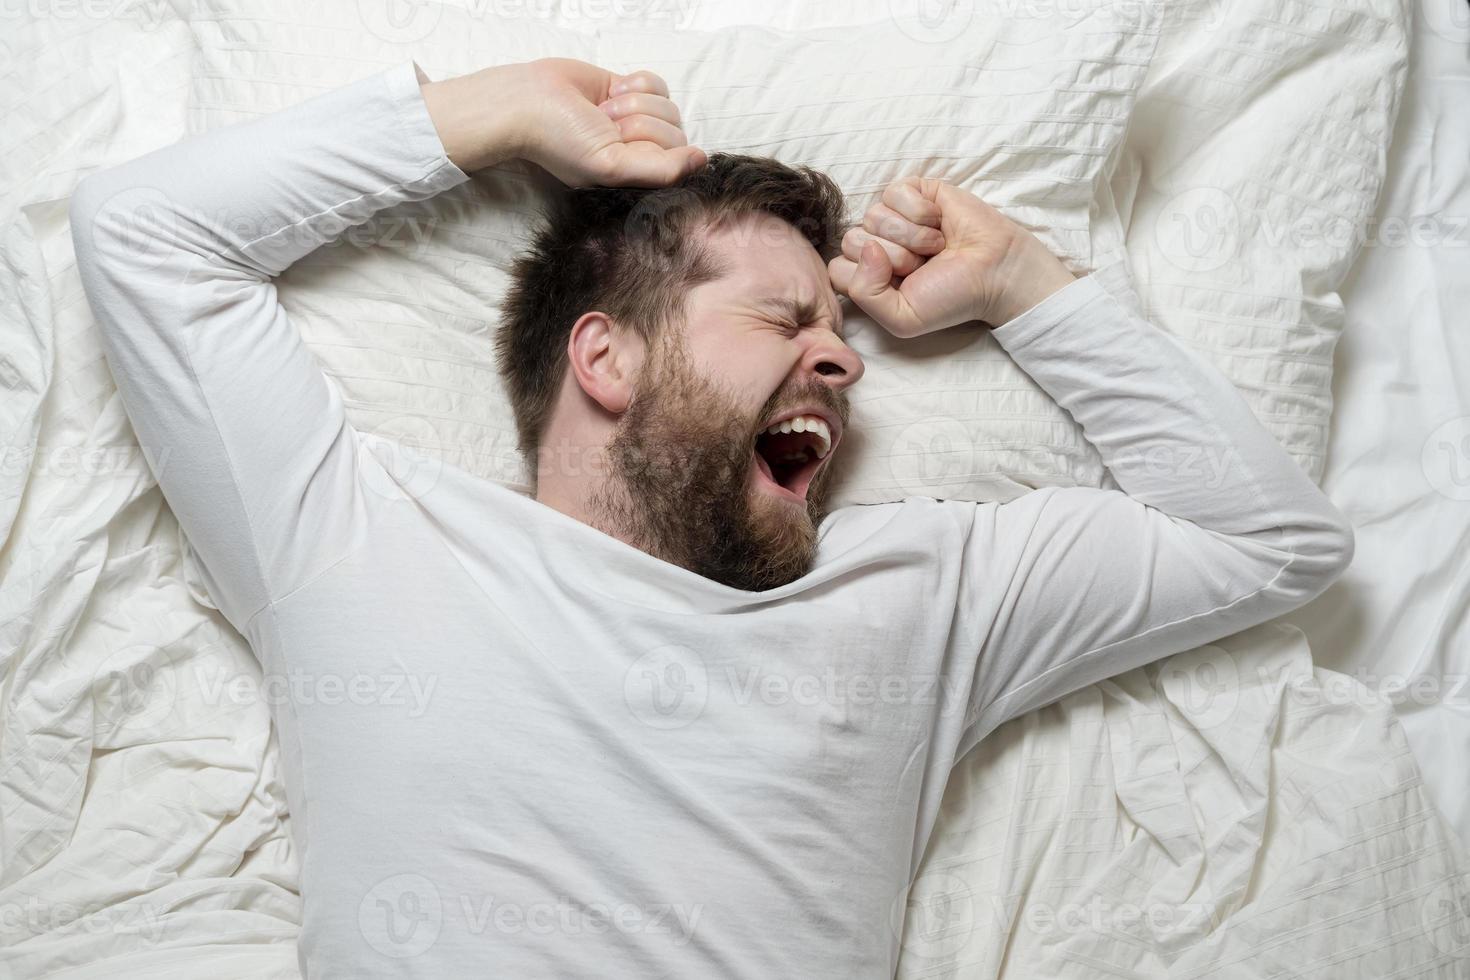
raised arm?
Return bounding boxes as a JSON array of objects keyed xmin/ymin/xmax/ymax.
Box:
[
  {"xmin": 69, "ymin": 57, "xmax": 704, "ymax": 632},
  {"xmin": 829, "ymin": 178, "xmax": 1355, "ymax": 751}
]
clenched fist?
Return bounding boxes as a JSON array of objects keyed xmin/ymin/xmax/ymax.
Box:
[
  {"xmin": 420, "ymin": 58, "xmax": 707, "ymax": 188},
  {"xmin": 827, "ymin": 177, "xmax": 1076, "ymax": 335}
]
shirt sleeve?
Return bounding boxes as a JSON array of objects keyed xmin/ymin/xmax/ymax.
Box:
[
  {"xmin": 955, "ymin": 273, "xmax": 1355, "ymax": 753},
  {"xmin": 68, "ymin": 61, "xmax": 471, "ymax": 632}
]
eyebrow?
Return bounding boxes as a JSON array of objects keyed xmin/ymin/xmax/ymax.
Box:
[{"xmin": 752, "ymin": 295, "xmax": 846, "ymax": 338}]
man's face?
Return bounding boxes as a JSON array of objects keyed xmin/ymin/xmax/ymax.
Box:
[{"xmin": 591, "ymin": 212, "xmax": 865, "ymax": 591}]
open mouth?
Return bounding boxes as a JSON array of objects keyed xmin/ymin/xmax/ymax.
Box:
[{"xmin": 751, "ymin": 413, "xmax": 836, "ymax": 503}]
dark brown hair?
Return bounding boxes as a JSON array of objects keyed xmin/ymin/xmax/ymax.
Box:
[{"xmin": 496, "ymin": 152, "xmax": 850, "ymax": 459}]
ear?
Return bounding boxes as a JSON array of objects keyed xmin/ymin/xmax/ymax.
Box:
[{"xmin": 566, "ymin": 311, "xmax": 640, "ymax": 415}]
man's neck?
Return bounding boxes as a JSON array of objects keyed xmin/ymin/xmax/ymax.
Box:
[{"xmin": 534, "ymin": 474, "xmax": 651, "ymax": 559}]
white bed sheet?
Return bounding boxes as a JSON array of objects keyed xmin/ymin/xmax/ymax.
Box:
[{"xmin": 1284, "ymin": 0, "xmax": 1470, "ymax": 851}]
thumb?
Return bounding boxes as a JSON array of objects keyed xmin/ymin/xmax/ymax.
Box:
[
  {"xmin": 598, "ymin": 142, "xmax": 708, "ymax": 188},
  {"xmin": 849, "ymin": 240, "xmax": 920, "ymax": 337}
]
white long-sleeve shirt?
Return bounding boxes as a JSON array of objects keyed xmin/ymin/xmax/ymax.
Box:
[{"xmin": 68, "ymin": 60, "xmax": 1354, "ymax": 980}]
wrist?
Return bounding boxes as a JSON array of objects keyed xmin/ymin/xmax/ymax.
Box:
[
  {"xmin": 419, "ymin": 64, "xmax": 527, "ymax": 172},
  {"xmin": 986, "ymin": 235, "xmax": 1076, "ymax": 327}
]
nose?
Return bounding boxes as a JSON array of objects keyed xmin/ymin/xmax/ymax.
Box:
[{"xmin": 804, "ymin": 329, "xmax": 865, "ymax": 391}]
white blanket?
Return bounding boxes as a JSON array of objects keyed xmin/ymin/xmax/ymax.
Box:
[{"xmin": 1, "ymin": 3, "xmax": 1465, "ymax": 978}]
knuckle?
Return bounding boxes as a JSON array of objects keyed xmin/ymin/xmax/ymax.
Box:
[{"xmin": 864, "ymin": 213, "xmax": 899, "ymax": 235}]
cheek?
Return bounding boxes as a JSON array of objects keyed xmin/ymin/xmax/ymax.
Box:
[{"xmin": 691, "ymin": 342, "xmax": 788, "ymax": 404}]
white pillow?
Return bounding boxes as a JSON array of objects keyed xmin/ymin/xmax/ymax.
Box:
[
  {"xmin": 186, "ymin": 0, "xmax": 1163, "ymax": 504},
  {"xmin": 1109, "ymin": 0, "xmax": 1408, "ymax": 485},
  {"xmin": 595, "ymin": 14, "xmax": 1160, "ymax": 504}
]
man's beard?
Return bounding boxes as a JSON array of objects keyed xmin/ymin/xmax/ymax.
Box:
[{"xmin": 586, "ymin": 335, "xmax": 848, "ymax": 592}]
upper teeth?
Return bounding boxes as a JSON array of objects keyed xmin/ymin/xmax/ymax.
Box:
[{"xmin": 764, "ymin": 415, "xmax": 833, "ymax": 459}]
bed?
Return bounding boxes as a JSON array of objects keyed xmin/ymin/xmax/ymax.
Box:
[{"xmin": 1, "ymin": 0, "xmax": 1466, "ymax": 977}]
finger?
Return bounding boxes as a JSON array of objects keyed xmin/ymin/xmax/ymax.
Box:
[
  {"xmin": 828, "ymin": 256, "xmax": 897, "ymax": 295},
  {"xmin": 615, "ymin": 114, "xmax": 688, "ymax": 150},
  {"xmin": 597, "ymin": 142, "xmax": 707, "ymax": 188},
  {"xmin": 841, "ymin": 226, "xmax": 925, "ymax": 277},
  {"xmin": 600, "ymin": 92, "xmax": 682, "ymax": 127},
  {"xmin": 828, "ymin": 255, "xmax": 857, "ymax": 295},
  {"xmin": 609, "ymin": 69, "xmax": 670, "ymax": 99},
  {"xmin": 836, "ymin": 241, "xmax": 924, "ymax": 337},
  {"xmin": 863, "ymin": 203, "xmax": 945, "ymax": 256},
  {"xmin": 883, "ymin": 177, "xmax": 943, "ymax": 229}
]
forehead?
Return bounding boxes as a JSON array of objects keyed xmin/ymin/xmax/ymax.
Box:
[{"xmin": 691, "ymin": 211, "xmax": 844, "ymax": 327}]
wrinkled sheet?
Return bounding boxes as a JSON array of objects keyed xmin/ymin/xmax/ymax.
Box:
[{"xmin": 1284, "ymin": 0, "xmax": 1470, "ymax": 851}]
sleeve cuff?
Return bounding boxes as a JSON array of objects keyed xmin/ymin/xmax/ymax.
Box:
[
  {"xmin": 383, "ymin": 59, "xmax": 473, "ymax": 185},
  {"xmin": 988, "ymin": 273, "xmax": 1110, "ymax": 353}
]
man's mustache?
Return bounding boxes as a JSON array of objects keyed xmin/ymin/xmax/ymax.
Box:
[{"xmin": 754, "ymin": 380, "xmax": 851, "ymax": 437}]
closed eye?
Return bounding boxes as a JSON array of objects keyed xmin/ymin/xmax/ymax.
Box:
[{"xmin": 764, "ymin": 316, "xmax": 841, "ymax": 341}]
